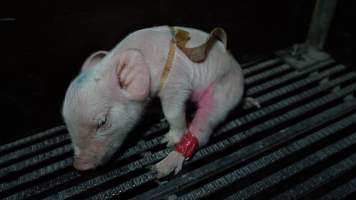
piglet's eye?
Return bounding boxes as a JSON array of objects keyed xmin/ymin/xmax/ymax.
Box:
[{"xmin": 97, "ymin": 118, "xmax": 107, "ymax": 129}]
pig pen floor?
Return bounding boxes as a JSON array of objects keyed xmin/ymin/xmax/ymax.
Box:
[{"xmin": 1, "ymin": 51, "xmax": 356, "ymax": 200}]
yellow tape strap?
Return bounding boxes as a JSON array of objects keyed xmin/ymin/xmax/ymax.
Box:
[
  {"xmin": 159, "ymin": 38, "xmax": 176, "ymax": 91},
  {"xmin": 176, "ymin": 27, "xmax": 227, "ymax": 63}
]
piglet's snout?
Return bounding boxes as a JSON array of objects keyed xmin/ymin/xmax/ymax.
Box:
[
  {"xmin": 72, "ymin": 141, "xmax": 115, "ymax": 171},
  {"xmin": 73, "ymin": 156, "xmax": 96, "ymax": 171}
]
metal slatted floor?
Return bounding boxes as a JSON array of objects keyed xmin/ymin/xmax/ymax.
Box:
[{"xmin": 1, "ymin": 51, "xmax": 356, "ymax": 200}]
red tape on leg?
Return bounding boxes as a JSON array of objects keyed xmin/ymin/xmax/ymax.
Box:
[{"xmin": 175, "ymin": 131, "xmax": 199, "ymax": 157}]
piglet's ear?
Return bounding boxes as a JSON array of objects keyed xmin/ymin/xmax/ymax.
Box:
[
  {"xmin": 116, "ymin": 49, "xmax": 150, "ymax": 101},
  {"xmin": 81, "ymin": 51, "xmax": 108, "ymax": 72}
]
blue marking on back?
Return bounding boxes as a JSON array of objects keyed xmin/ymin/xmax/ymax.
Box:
[{"xmin": 76, "ymin": 72, "xmax": 87, "ymax": 85}]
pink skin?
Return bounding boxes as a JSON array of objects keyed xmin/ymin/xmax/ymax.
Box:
[
  {"xmin": 62, "ymin": 26, "xmax": 245, "ymax": 177},
  {"xmin": 190, "ymin": 86, "xmax": 216, "ymax": 143},
  {"xmin": 192, "ymin": 86, "xmax": 215, "ymax": 107}
]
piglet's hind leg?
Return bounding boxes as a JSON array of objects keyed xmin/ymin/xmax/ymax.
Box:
[{"xmin": 189, "ymin": 70, "xmax": 244, "ymax": 147}]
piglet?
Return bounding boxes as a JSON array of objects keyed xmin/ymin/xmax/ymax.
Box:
[{"xmin": 62, "ymin": 26, "xmax": 251, "ymax": 177}]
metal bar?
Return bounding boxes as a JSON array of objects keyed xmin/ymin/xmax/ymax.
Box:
[
  {"xmin": 245, "ymin": 64, "xmax": 291, "ymax": 85},
  {"xmin": 246, "ymin": 59, "xmax": 334, "ymax": 96},
  {"xmin": 306, "ymin": 0, "xmax": 338, "ymax": 49},
  {"xmin": 240, "ymin": 56, "xmax": 276, "ymax": 69},
  {"xmin": 0, "ymin": 126, "xmax": 66, "ymax": 155},
  {"xmin": 0, "ymin": 145, "xmax": 72, "ymax": 179},
  {"xmin": 0, "ymin": 134, "xmax": 69, "ymax": 167},
  {"xmin": 0, "ymin": 157, "xmax": 73, "ymax": 193},
  {"xmin": 257, "ymin": 64, "xmax": 346, "ymax": 104},
  {"xmin": 242, "ymin": 58, "xmax": 282, "ymax": 77}
]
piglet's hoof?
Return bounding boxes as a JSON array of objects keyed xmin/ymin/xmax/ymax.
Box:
[
  {"xmin": 153, "ymin": 151, "xmax": 185, "ymax": 179},
  {"xmin": 242, "ymin": 97, "xmax": 261, "ymax": 109}
]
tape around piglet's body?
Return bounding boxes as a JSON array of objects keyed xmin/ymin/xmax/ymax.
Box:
[{"xmin": 171, "ymin": 27, "xmax": 228, "ymax": 63}]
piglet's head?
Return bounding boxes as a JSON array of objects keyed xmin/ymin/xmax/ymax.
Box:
[{"xmin": 62, "ymin": 49, "xmax": 150, "ymax": 171}]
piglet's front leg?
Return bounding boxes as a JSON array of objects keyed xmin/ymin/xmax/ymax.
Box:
[{"xmin": 154, "ymin": 89, "xmax": 190, "ymax": 177}]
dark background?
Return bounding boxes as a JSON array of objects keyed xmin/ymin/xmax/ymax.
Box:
[{"xmin": 1, "ymin": 0, "xmax": 355, "ymax": 144}]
